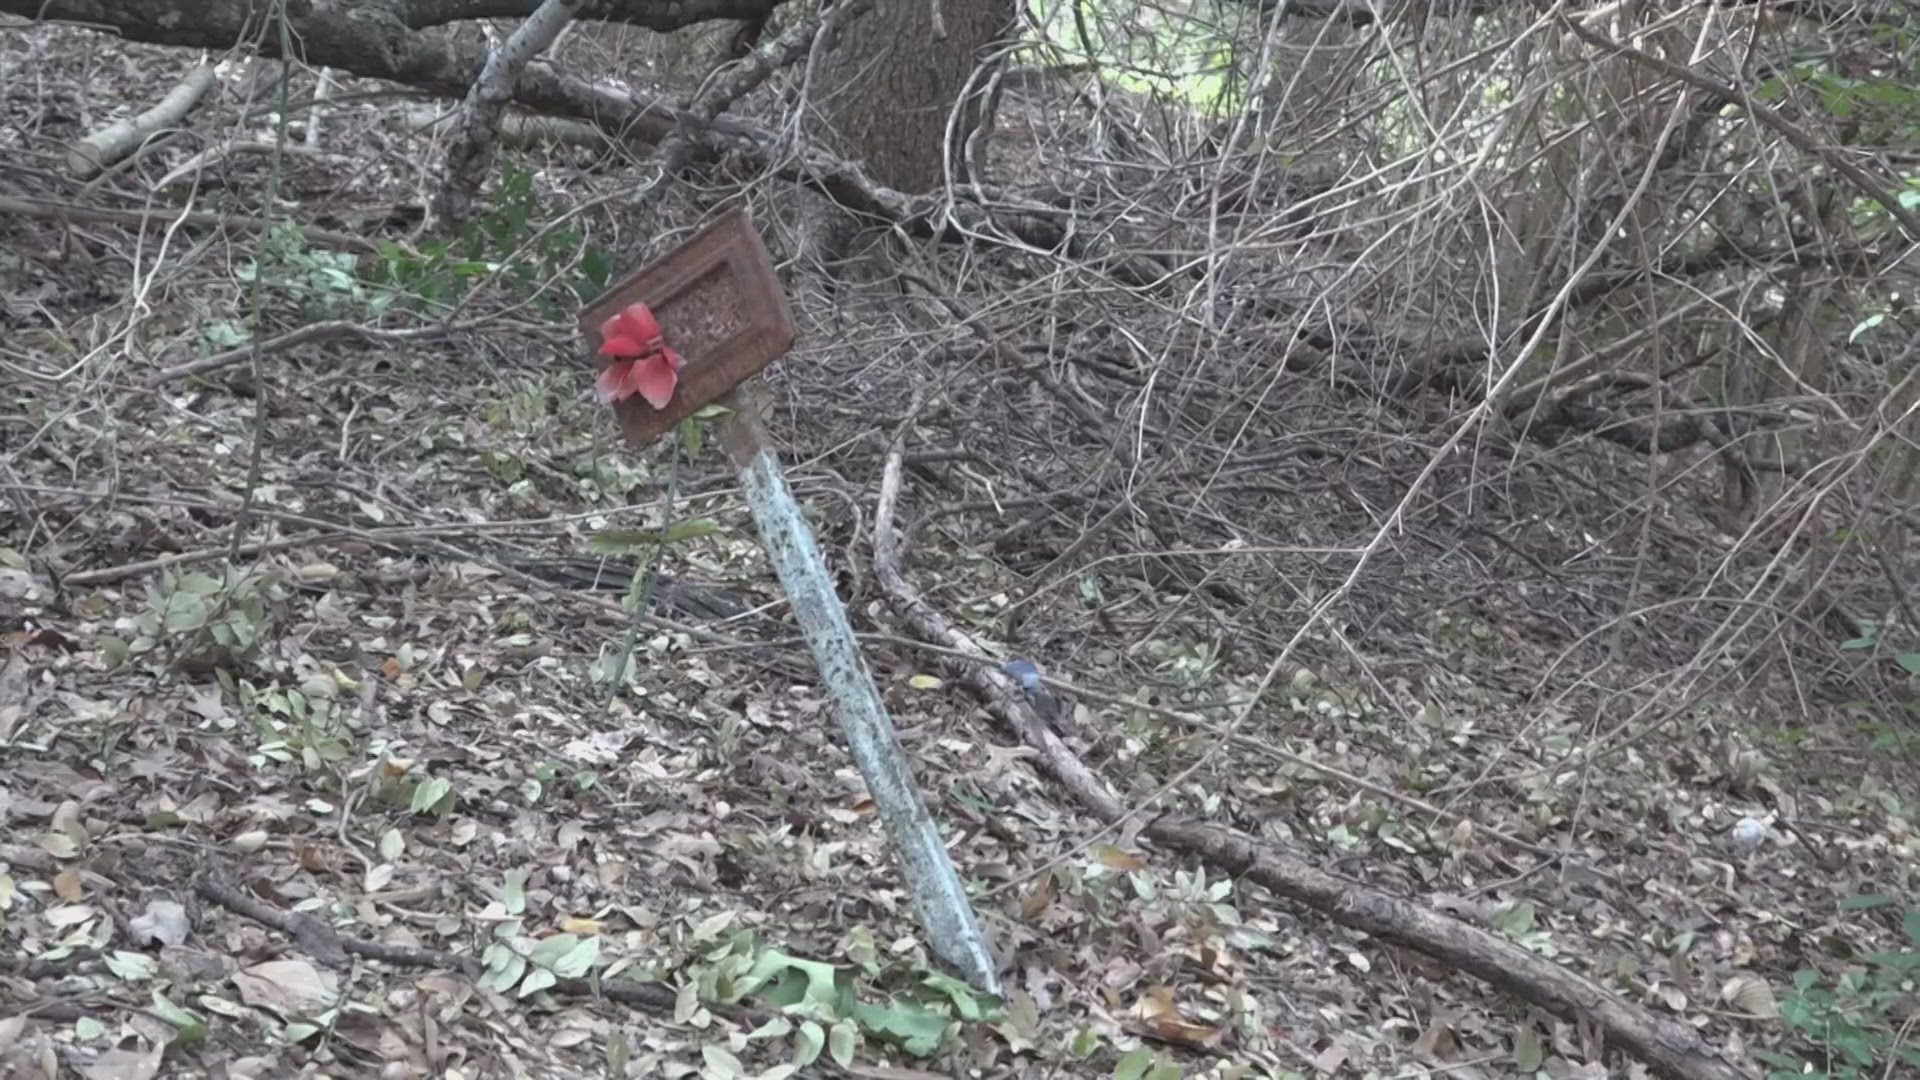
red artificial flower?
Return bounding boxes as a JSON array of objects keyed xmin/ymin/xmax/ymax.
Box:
[{"xmin": 596, "ymin": 302, "xmax": 683, "ymax": 410}]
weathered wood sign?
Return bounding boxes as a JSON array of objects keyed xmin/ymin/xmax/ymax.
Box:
[{"xmin": 577, "ymin": 206, "xmax": 795, "ymax": 447}]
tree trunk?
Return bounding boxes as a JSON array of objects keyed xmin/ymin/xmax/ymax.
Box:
[{"xmin": 812, "ymin": 0, "xmax": 1012, "ymax": 192}]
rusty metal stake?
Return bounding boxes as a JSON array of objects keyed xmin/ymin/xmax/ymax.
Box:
[{"xmin": 719, "ymin": 380, "xmax": 1001, "ymax": 995}]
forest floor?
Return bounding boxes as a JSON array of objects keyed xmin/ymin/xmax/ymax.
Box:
[{"xmin": 4, "ymin": 20, "xmax": 1919, "ymax": 1080}]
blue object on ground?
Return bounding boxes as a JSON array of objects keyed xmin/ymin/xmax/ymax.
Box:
[{"xmin": 1001, "ymin": 659, "xmax": 1062, "ymax": 724}]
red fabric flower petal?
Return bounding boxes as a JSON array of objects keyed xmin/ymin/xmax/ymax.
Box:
[
  {"xmin": 596, "ymin": 359, "xmax": 635, "ymax": 402},
  {"xmin": 600, "ymin": 304, "xmax": 664, "ymax": 358},
  {"xmin": 594, "ymin": 303, "xmax": 682, "ymax": 408},
  {"xmin": 629, "ymin": 352, "xmax": 679, "ymax": 410},
  {"xmin": 599, "ymin": 334, "xmax": 641, "ymax": 358}
]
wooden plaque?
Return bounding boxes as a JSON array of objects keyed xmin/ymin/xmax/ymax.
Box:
[{"xmin": 579, "ymin": 206, "xmax": 795, "ymax": 446}]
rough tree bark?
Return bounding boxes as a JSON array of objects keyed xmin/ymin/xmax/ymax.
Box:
[
  {"xmin": 0, "ymin": 0, "xmax": 782, "ymax": 33},
  {"xmin": 429, "ymin": 0, "xmax": 585, "ymax": 232},
  {"xmin": 0, "ymin": 0, "xmax": 769, "ymax": 151},
  {"xmin": 810, "ymin": 0, "xmax": 1013, "ymax": 192}
]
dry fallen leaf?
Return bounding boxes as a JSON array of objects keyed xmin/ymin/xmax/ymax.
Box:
[
  {"xmin": 1131, "ymin": 985, "xmax": 1223, "ymax": 1050},
  {"xmin": 81, "ymin": 1041, "xmax": 165, "ymax": 1080},
  {"xmin": 52, "ymin": 869, "xmax": 84, "ymax": 902},
  {"xmin": 1312, "ymin": 1039, "xmax": 1350, "ymax": 1074},
  {"xmin": 1720, "ymin": 973, "xmax": 1779, "ymax": 1018},
  {"xmin": 1018, "ymin": 872, "xmax": 1055, "ymax": 920},
  {"xmin": 1411, "ymin": 1019, "xmax": 1457, "ymax": 1060},
  {"xmin": 232, "ymin": 959, "xmax": 338, "ymax": 1017},
  {"xmin": 1092, "ymin": 845, "xmax": 1147, "ymax": 871},
  {"xmin": 128, "ymin": 900, "xmax": 189, "ymax": 949}
]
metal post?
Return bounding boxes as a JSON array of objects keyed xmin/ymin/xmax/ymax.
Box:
[{"xmin": 719, "ymin": 383, "xmax": 1001, "ymax": 995}]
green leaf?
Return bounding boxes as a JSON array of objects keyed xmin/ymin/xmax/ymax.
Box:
[
  {"xmin": 1842, "ymin": 893, "xmax": 1894, "ymax": 910},
  {"xmin": 530, "ymin": 934, "xmax": 580, "ymax": 969},
  {"xmin": 745, "ymin": 1017, "xmax": 792, "ymax": 1042},
  {"xmin": 106, "ymin": 951, "xmax": 158, "ymax": 981},
  {"xmin": 590, "ymin": 519, "xmax": 721, "ymax": 554},
  {"xmin": 737, "ymin": 950, "xmax": 841, "ymax": 1010},
  {"xmin": 591, "ymin": 529, "xmax": 659, "ymax": 555},
  {"xmin": 162, "ymin": 594, "xmax": 209, "ymax": 633},
  {"xmin": 517, "ymin": 966, "xmax": 557, "ymax": 997},
  {"xmin": 827, "ymin": 1021, "xmax": 857, "ymax": 1068},
  {"xmin": 1849, "ymin": 312, "xmax": 1887, "ymax": 342},
  {"xmin": 177, "ymin": 572, "xmax": 224, "ymax": 596},
  {"xmin": 1514, "ymin": 1027, "xmax": 1544, "ymax": 1071},
  {"xmin": 532, "ymin": 934, "xmax": 599, "ymax": 978},
  {"xmin": 410, "ymin": 777, "xmax": 452, "ymax": 814},
  {"xmin": 921, "ymin": 970, "xmax": 991, "ymax": 1021},
  {"xmin": 99, "ymin": 635, "xmax": 129, "ymax": 668},
  {"xmin": 503, "ymin": 868, "xmax": 528, "ymax": 916},
  {"xmin": 849, "ymin": 997, "xmax": 948, "ymax": 1057},
  {"xmin": 1113, "ymin": 1047, "xmax": 1156, "ymax": 1080},
  {"xmin": 1493, "ymin": 900, "xmax": 1535, "ymax": 936},
  {"xmin": 481, "ymin": 948, "xmax": 527, "ymax": 993},
  {"xmin": 792, "ymin": 1020, "xmax": 825, "ymax": 1067},
  {"xmin": 553, "ymin": 936, "xmax": 600, "ymax": 978},
  {"xmin": 580, "ymin": 249, "xmax": 611, "ymax": 289},
  {"xmin": 662, "ymin": 519, "xmax": 720, "ymax": 544},
  {"xmin": 1896, "ymin": 652, "xmax": 1920, "ymax": 676},
  {"xmin": 149, "ymin": 990, "xmax": 209, "ymax": 1047},
  {"xmin": 700, "ymin": 1045, "xmax": 744, "ymax": 1080}
]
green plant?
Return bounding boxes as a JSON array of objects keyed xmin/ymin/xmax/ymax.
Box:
[
  {"xmin": 521, "ymin": 761, "xmax": 599, "ymax": 804},
  {"xmin": 1754, "ymin": 903, "xmax": 1920, "ymax": 1079},
  {"xmin": 688, "ymin": 929, "xmax": 995, "ymax": 1071},
  {"xmin": 235, "ymin": 221, "xmax": 373, "ymax": 319},
  {"xmin": 236, "ymin": 674, "xmax": 355, "ymax": 772},
  {"xmin": 1147, "ymin": 638, "xmax": 1222, "ymax": 698},
  {"xmin": 361, "ymin": 169, "xmax": 611, "ymax": 319},
  {"xmin": 477, "ymin": 868, "xmax": 600, "ymax": 999},
  {"xmin": 104, "ymin": 568, "xmax": 283, "ymax": 675}
]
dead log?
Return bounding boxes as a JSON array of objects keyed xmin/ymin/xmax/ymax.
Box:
[{"xmin": 66, "ymin": 62, "xmax": 216, "ymax": 178}]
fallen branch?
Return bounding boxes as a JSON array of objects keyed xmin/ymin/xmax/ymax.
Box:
[
  {"xmin": 869, "ymin": 449, "xmax": 1757, "ymax": 1080},
  {"xmin": 401, "ymin": 104, "xmax": 604, "ymax": 148},
  {"xmin": 66, "ymin": 62, "xmax": 216, "ymax": 178},
  {"xmin": 143, "ymin": 317, "xmax": 478, "ymax": 386},
  {"xmin": 0, "ymin": 0, "xmax": 761, "ymax": 151},
  {"xmin": 152, "ymin": 139, "xmax": 356, "ymax": 191},
  {"xmin": 0, "ymin": 195, "xmax": 379, "ymax": 256}
]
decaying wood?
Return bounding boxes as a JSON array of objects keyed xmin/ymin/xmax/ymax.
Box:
[{"xmin": 66, "ymin": 62, "xmax": 216, "ymax": 178}]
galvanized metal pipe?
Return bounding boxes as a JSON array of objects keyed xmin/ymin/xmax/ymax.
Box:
[{"xmin": 721, "ymin": 385, "xmax": 1001, "ymax": 994}]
